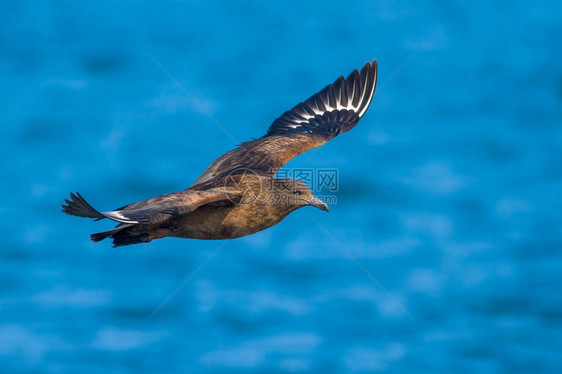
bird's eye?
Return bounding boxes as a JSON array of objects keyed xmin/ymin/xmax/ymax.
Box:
[{"xmin": 292, "ymin": 189, "xmax": 301, "ymax": 195}]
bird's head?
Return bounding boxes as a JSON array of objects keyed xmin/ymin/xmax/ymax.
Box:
[{"xmin": 271, "ymin": 179, "xmax": 329, "ymax": 212}]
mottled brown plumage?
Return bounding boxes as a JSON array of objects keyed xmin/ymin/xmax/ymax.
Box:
[{"xmin": 62, "ymin": 60, "xmax": 378, "ymax": 247}]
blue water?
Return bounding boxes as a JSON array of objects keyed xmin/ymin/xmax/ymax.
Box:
[{"xmin": 1, "ymin": 1, "xmax": 562, "ymax": 372}]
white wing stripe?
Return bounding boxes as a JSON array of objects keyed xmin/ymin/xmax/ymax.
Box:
[
  {"xmin": 290, "ymin": 82, "xmax": 371, "ymax": 124},
  {"xmin": 359, "ymin": 83, "xmax": 375, "ymax": 118},
  {"xmin": 266, "ymin": 61, "xmax": 377, "ymax": 135},
  {"xmin": 103, "ymin": 211, "xmax": 139, "ymax": 224},
  {"xmin": 358, "ymin": 72, "xmax": 376, "ymax": 118}
]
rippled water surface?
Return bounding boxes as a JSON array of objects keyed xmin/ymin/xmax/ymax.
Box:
[{"xmin": 1, "ymin": 1, "xmax": 561, "ymax": 373}]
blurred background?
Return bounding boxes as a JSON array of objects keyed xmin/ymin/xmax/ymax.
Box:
[{"xmin": 1, "ymin": 1, "xmax": 561, "ymax": 373}]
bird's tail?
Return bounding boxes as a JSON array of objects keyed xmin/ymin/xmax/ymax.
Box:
[
  {"xmin": 111, "ymin": 230, "xmax": 152, "ymax": 247},
  {"xmin": 63, "ymin": 192, "xmax": 152, "ymax": 247},
  {"xmin": 91, "ymin": 225, "xmax": 151, "ymax": 247},
  {"xmin": 90, "ymin": 226, "xmax": 128, "ymax": 242},
  {"xmin": 62, "ymin": 192, "xmax": 106, "ymax": 220}
]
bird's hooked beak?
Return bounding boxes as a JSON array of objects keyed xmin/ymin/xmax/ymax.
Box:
[{"xmin": 307, "ymin": 196, "xmax": 329, "ymax": 212}]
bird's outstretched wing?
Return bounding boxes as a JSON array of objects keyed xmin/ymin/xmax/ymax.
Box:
[
  {"xmin": 62, "ymin": 188, "xmax": 242, "ymax": 225},
  {"xmin": 193, "ymin": 59, "xmax": 377, "ymax": 185}
]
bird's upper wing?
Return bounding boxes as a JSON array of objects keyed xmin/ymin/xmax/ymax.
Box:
[
  {"xmin": 193, "ymin": 60, "xmax": 377, "ymax": 185},
  {"xmin": 101, "ymin": 187, "xmax": 243, "ymax": 225}
]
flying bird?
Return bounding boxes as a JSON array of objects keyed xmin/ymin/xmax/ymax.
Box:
[{"xmin": 62, "ymin": 60, "xmax": 378, "ymax": 247}]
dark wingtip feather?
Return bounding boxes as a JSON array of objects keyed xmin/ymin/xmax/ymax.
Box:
[
  {"xmin": 266, "ymin": 59, "xmax": 379, "ymax": 137},
  {"xmin": 61, "ymin": 192, "xmax": 106, "ymax": 220}
]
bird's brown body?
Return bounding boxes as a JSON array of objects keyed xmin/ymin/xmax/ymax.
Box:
[
  {"xmin": 118, "ymin": 175, "xmax": 312, "ymax": 242},
  {"xmin": 62, "ymin": 60, "xmax": 378, "ymax": 247}
]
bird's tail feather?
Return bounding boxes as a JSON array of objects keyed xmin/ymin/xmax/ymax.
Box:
[
  {"xmin": 91, "ymin": 225, "xmax": 151, "ymax": 247},
  {"xmin": 90, "ymin": 224, "xmax": 130, "ymax": 242},
  {"xmin": 62, "ymin": 192, "xmax": 106, "ymax": 220},
  {"xmin": 111, "ymin": 230, "xmax": 152, "ymax": 247},
  {"xmin": 63, "ymin": 192, "xmax": 152, "ymax": 247}
]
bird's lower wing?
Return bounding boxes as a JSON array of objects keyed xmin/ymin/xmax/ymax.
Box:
[
  {"xmin": 103, "ymin": 188, "xmax": 243, "ymax": 225},
  {"xmin": 193, "ymin": 59, "xmax": 377, "ymax": 185},
  {"xmin": 63, "ymin": 188, "xmax": 243, "ymax": 225}
]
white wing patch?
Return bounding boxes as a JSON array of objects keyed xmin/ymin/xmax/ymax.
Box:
[
  {"xmin": 267, "ymin": 60, "xmax": 378, "ymax": 138},
  {"xmin": 102, "ymin": 210, "xmax": 139, "ymax": 224},
  {"xmin": 268, "ymin": 61, "xmax": 377, "ymax": 135},
  {"xmin": 290, "ymin": 80, "xmax": 375, "ymax": 124}
]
